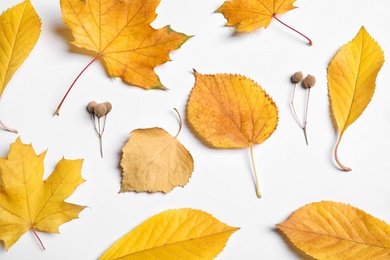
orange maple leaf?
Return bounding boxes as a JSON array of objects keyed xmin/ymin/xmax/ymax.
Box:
[
  {"xmin": 0, "ymin": 138, "xmax": 85, "ymax": 251},
  {"xmin": 216, "ymin": 0, "xmax": 312, "ymax": 45},
  {"xmin": 55, "ymin": 0, "xmax": 190, "ymax": 115}
]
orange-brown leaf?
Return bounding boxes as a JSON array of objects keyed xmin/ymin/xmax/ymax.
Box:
[
  {"xmin": 60, "ymin": 0, "xmax": 190, "ymax": 89},
  {"xmin": 277, "ymin": 201, "xmax": 390, "ymax": 259},
  {"xmin": 0, "ymin": 138, "xmax": 85, "ymax": 250},
  {"xmin": 120, "ymin": 118, "xmax": 194, "ymax": 193},
  {"xmin": 216, "ymin": 0, "xmax": 296, "ymax": 32}
]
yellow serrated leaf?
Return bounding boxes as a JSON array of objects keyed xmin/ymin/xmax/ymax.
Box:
[
  {"xmin": 277, "ymin": 201, "xmax": 390, "ymax": 259},
  {"xmin": 0, "ymin": 0, "xmax": 41, "ymax": 96},
  {"xmin": 0, "ymin": 138, "xmax": 85, "ymax": 251},
  {"xmin": 186, "ymin": 71, "xmax": 278, "ymax": 198},
  {"xmin": 100, "ymin": 208, "xmax": 239, "ymax": 260},
  {"xmin": 328, "ymin": 26, "xmax": 384, "ymax": 171}
]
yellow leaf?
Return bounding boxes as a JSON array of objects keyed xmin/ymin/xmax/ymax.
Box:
[
  {"xmin": 328, "ymin": 26, "xmax": 384, "ymax": 171},
  {"xmin": 216, "ymin": 0, "xmax": 312, "ymax": 45},
  {"xmin": 186, "ymin": 71, "xmax": 278, "ymax": 198},
  {"xmin": 0, "ymin": 138, "xmax": 86, "ymax": 251},
  {"xmin": 277, "ymin": 201, "xmax": 390, "ymax": 259},
  {"xmin": 60, "ymin": 0, "xmax": 189, "ymax": 89},
  {"xmin": 99, "ymin": 208, "xmax": 239, "ymax": 260},
  {"xmin": 120, "ymin": 110, "xmax": 194, "ymax": 193},
  {"xmin": 0, "ymin": 0, "xmax": 41, "ymax": 96}
]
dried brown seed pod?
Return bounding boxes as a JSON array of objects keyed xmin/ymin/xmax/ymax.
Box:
[
  {"xmin": 291, "ymin": 71, "xmax": 303, "ymax": 84},
  {"xmin": 94, "ymin": 103, "xmax": 107, "ymax": 118},
  {"xmin": 302, "ymin": 74, "xmax": 316, "ymax": 88},
  {"xmin": 103, "ymin": 102, "xmax": 112, "ymax": 114},
  {"xmin": 87, "ymin": 101, "xmax": 97, "ymax": 113}
]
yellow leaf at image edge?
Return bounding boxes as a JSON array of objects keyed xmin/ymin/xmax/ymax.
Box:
[
  {"xmin": 277, "ymin": 201, "xmax": 390, "ymax": 259},
  {"xmin": 100, "ymin": 208, "xmax": 239, "ymax": 260},
  {"xmin": 328, "ymin": 26, "xmax": 384, "ymax": 171},
  {"xmin": 0, "ymin": 0, "xmax": 41, "ymax": 96},
  {"xmin": 0, "ymin": 138, "xmax": 86, "ymax": 251}
]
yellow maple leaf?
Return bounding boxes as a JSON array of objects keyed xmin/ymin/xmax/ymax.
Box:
[
  {"xmin": 277, "ymin": 201, "xmax": 390, "ymax": 259},
  {"xmin": 99, "ymin": 208, "xmax": 239, "ymax": 260},
  {"xmin": 216, "ymin": 0, "xmax": 312, "ymax": 45},
  {"xmin": 0, "ymin": 138, "xmax": 86, "ymax": 251},
  {"xmin": 0, "ymin": 0, "xmax": 41, "ymax": 132},
  {"xmin": 120, "ymin": 109, "xmax": 194, "ymax": 193},
  {"xmin": 55, "ymin": 0, "xmax": 190, "ymax": 115},
  {"xmin": 328, "ymin": 26, "xmax": 384, "ymax": 171},
  {"xmin": 186, "ymin": 71, "xmax": 278, "ymax": 198}
]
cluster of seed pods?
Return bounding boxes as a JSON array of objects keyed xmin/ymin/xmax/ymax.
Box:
[{"xmin": 87, "ymin": 101, "xmax": 112, "ymax": 158}]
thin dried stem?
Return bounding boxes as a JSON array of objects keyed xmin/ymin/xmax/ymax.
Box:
[
  {"xmin": 249, "ymin": 145, "xmax": 261, "ymax": 198},
  {"xmin": 334, "ymin": 136, "xmax": 351, "ymax": 171},
  {"xmin": 54, "ymin": 54, "xmax": 101, "ymax": 116},
  {"xmin": 173, "ymin": 108, "xmax": 182, "ymax": 138},
  {"xmin": 31, "ymin": 228, "xmax": 45, "ymax": 250},
  {"xmin": 302, "ymin": 88, "xmax": 311, "ymax": 145},
  {"xmin": 0, "ymin": 119, "xmax": 18, "ymax": 134},
  {"xmin": 97, "ymin": 118, "xmax": 103, "ymax": 158},
  {"xmin": 290, "ymin": 83, "xmax": 304, "ymax": 128},
  {"xmin": 273, "ymin": 15, "xmax": 313, "ymax": 46}
]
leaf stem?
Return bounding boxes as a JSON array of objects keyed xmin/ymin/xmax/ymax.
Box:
[
  {"xmin": 0, "ymin": 119, "xmax": 18, "ymax": 134},
  {"xmin": 249, "ymin": 144, "xmax": 261, "ymax": 198},
  {"xmin": 54, "ymin": 54, "xmax": 101, "ymax": 116},
  {"xmin": 334, "ymin": 136, "xmax": 351, "ymax": 171},
  {"xmin": 173, "ymin": 108, "xmax": 182, "ymax": 138},
  {"xmin": 273, "ymin": 15, "xmax": 312, "ymax": 46},
  {"xmin": 31, "ymin": 228, "xmax": 45, "ymax": 250}
]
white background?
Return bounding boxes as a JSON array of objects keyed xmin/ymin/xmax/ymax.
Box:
[{"xmin": 1, "ymin": 0, "xmax": 390, "ymax": 259}]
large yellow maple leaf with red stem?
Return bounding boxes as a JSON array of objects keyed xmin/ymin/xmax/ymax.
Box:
[
  {"xmin": 216, "ymin": 0, "xmax": 312, "ymax": 45},
  {"xmin": 55, "ymin": 0, "xmax": 190, "ymax": 115}
]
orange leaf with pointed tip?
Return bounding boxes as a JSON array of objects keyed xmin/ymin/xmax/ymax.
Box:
[
  {"xmin": 100, "ymin": 208, "xmax": 239, "ymax": 260},
  {"xmin": 277, "ymin": 201, "xmax": 390, "ymax": 259},
  {"xmin": 55, "ymin": 0, "xmax": 190, "ymax": 114},
  {"xmin": 0, "ymin": 138, "xmax": 86, "ymax": 251},
  {"xmin": 186, "ymin": 71, "xmax": 278, "ymax": 198},
  {"xmin": 216, "ymin": 0, "xmax": 312, "ymax": 45},
  {"xmin": 328, "ymin": 26, "xmax": 384, "ymax": 171}
]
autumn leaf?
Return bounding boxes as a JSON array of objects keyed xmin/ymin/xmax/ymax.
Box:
[
  {"xmin": 216, "ymin": 0, "xmax": 312, "ymax": 45},
  {"xmin": 277, "ymin": 201, "xmax": 390, "ymax": 259},
  {"xmin": 55, "ymin": 0, "xmax": 190, "ymax": 115},
  {"xmin": 0, "ymin": 0, "xmax": 41, "ymax": 132},
  {"xmin": 0, "ymin": 137, "xmax": 86, "ymax": 251},
  {"xmin": 328, "ymin": 26, "xmax": 384, "ymax": 171},
  {"xmin": 100, "ymin": 208, "xmax": 239, "ymax": 260},
  {"xmin": 120, "ymin": 109, "xmax": 194, "ymax": 193},
  {"xmin": 186, "ymin": 71, "xmax": 278, "ymax": 198}
]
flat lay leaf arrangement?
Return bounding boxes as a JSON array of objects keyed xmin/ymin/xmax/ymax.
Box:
[{"xmin": 0, "ymin": 0, "xmax": 389, "ymax": 259}]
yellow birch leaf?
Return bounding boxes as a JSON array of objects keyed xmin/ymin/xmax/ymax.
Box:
[
  {"xmin": 186, "ymin": 71, "xmax": 278, "ymax": 198},
  {"xmin": 0, "ymin": 0, "xmax": 41, "ymax": 96},
  {"xmin": 120, "ymin": 110, "xmax": 194, "ymax": 193},
  {"xmin": 216, "ymin": 0, "xmax": 312, "ymax": 45},
  {"xmin": 277, "ymin": 201, "xmax": 390, "ymax": 259},
  {"xmin": 328, "ymin": 26, "xmax": 384, "ymax": 171},
  {"xmin": 0, "ymin": 137, "xmax": 86, "ymax": 251},
  {"xmin": 99, "ymin": 208, "xmax": 239, "ymax": 260}
]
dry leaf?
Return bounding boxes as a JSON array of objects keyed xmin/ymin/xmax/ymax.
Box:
[
  {"xmin": 0, "ymin": 137, "xmax": 86, "ymax": 251},
  {"xmin": 120, "ymin": 110, "xmax": 194, "ymax": 193},
  {"xmin": 0, "ymin": 0, "xmax": 41, "ymax": 132},
  {"xmin": 55, "ymin": 0, "xmax": 190, "ymax": 114},
  {"xmin": 328, "ymin": 26, "xmax": 384, "ymax": 171},
  {"xmin": 100, "ymin": 208, "xmax": 239, "ymax": 260},
  {"xmin": 216, "ymin": 0, "xmax": 312, "ymax": 45},
  {"xmin": 277, "ymin": 201, "xmax": 390, "ymax": 259},
  {"xmin": 186, "ymin": 71, "xmax": 278, "ymax": 198}
]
